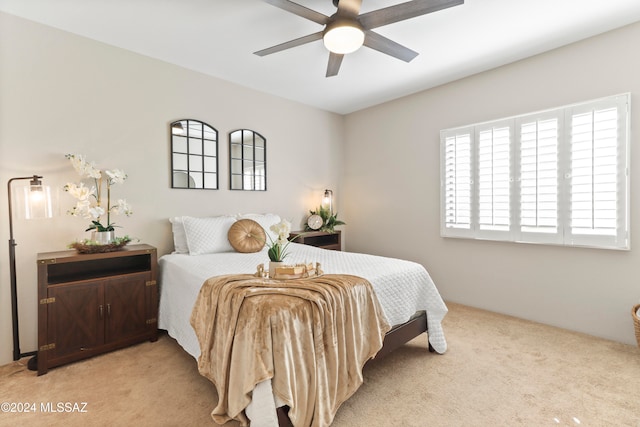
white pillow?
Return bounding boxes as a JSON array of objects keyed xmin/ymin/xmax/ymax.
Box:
[
  {"xmin": 169, "ymin": 216, "xmax": 189, "ymax": 254},
  {"xmin": 182, "ymin": 216, "xmax": 237, "ymax": 255},
  {"xmin": 236, "ymin": 213, "xmax": 281, "ymax": 243}
]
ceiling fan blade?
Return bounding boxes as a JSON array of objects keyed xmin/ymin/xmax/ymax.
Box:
[
  {"xmin": 335, "ymin": 0, "xmax": 362, "ymax": 17},
  {"xmin": 263, "ymin": 0, "xmax": 329, "ymax": 25},
  {"xmin": 326, "ymin": 52, "xmax": 344, "ymax": 77},
  {"xmin": 359, "ymin": 0, "xmax": 464, "ymax": 30},
  {"xmin": 254, "ymin": 32, "xmax": 323, "ymax": 56},
  {"xmin": 363, "ymin": 31, "xmax": 418, "ymax": 62}
]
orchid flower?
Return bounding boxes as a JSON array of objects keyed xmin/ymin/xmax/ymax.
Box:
[
  {"xmin": 65, "ymin": 154, "xmax": 132, "ymax": 232},
  {"xmin": 266, "ymin": 219, "xmax": 303, "ymax": 262}
]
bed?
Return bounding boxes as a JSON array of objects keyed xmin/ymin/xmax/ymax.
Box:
[{"xmin": 157, "ymin": 214, "xmax": 448, "ymax": 427}]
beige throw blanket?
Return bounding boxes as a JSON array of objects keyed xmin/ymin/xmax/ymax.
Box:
[{"xmin": 190, "ymin": 274, "xmax": 391, "ymax": 427}]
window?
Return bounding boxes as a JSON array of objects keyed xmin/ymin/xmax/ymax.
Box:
[
  {"xmin": 440, "ymin": 94, "xmax": 630, "ymax": 250},
  {"xmin": 443, "ymin": 131, "xmax": 472, "ymax": 233},
  {"xmin": 477, "ymin": 121, "xmax": 511, "ymax": 236}
]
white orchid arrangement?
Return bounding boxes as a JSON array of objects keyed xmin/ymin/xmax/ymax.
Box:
[
  {"xmin": 266, "ymin": 219, "xmax": 302, "ymax": 262},
  {"xmin": 64, "ymin": 154, "xmax": 132, "ymax": 232}
]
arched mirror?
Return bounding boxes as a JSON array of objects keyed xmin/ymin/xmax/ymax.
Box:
[
  {"xmin": 229, "ymin": 129, "xmax": 266, "ymax": 191},
  {"xmin": 170, "ymin": 119, "xmax": 218, "ymax": 189}
]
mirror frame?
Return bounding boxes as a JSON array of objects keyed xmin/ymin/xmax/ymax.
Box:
[
  {"xmin": 229, "ymin": 129, "xmax": 267, "ymax": 191},
  {"xmin": 170, "ymin": 119, "xmax": 219, "ymax": 190}
]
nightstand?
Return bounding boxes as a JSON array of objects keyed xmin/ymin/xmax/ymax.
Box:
[
  {"xmin": 36, "ymin": 244, "xmax": 158, "ymax": 375},
  {"xmin": 290, "ymin": 230, "xmax": 342, "ymax": 251}
]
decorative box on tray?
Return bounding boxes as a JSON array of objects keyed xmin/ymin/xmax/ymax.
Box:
[{"xmin": 256, "ymin": 262, "xmax": 323, "ymax": 280}]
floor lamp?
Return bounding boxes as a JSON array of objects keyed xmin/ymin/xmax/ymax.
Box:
[{"xmin": 8, "ymin": 175, "xmax": 53, "ymax": 370}]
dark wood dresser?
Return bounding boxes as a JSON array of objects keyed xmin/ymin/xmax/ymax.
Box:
[{"xmin": 36, "ymin": 244, "xmax": 158, "ymax": 375}]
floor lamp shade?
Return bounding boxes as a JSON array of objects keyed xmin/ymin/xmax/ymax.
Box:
[
  {"xmin": 8, "ymin": 175, "xmax": 54, "ymax": 365},
  {"xmin": 22, "ymin": 182, "xmax": 54, "ymax": 219}
]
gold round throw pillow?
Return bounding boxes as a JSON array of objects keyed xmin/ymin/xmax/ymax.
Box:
[{"xmin": 228, "ymin": 219, "xmax": 266, "ymax": 253}]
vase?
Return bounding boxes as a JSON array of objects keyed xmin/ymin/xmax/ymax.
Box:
[
  {"xmin": 269, "ymin": 261, "xmax": 284, "ymax": 278},
  {"xmin": 92, "ymin": 230, "xmax": 115, "ymax": 245}
]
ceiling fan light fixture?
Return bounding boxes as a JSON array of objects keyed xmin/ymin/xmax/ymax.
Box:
[{"xmin": 323, "ymin": 19, "xmax": 364, "ymax": 54}]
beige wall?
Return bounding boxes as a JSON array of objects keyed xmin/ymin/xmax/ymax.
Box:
[
  {"xmin": 343, "ymin": 21, "xmax": 640, "ymax": 345},
  {"xmin": 2, "ymin": 11, "xmax": 638, "ymax": 368},
  {"xmin": 0, "ymin": 12, "xmax": 344, "ymax": 365}
]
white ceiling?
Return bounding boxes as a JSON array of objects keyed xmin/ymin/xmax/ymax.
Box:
[{"xmin": 2, "ymin": 0, "xmax": 640, "ymax": 114}]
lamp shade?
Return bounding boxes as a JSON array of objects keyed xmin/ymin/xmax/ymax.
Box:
[
  {"xmin": 22, "ymin": 182, "xmax": 53, "ymax": 219},
  {"xmin": 322, "ymin": 189, "xmax": 334, "ymax": 214},
  {"xmin": 323, "ymin": 19, "xmax": 364, "ymax": 54}
]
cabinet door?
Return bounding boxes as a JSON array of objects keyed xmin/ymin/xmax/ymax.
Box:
[
  {"xmin": 47, "ymin": 281, "xmax": 104, "ymax": 360},
  {"xmin": 104, "ymin": 273, "xmax": 150, "ymax": 343}
]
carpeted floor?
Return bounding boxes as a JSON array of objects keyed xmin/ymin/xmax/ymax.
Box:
[{"xmin": 1, "ymin": 303, "xmax": 638, "ymax": 427}]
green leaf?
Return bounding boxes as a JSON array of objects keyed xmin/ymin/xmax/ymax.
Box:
[{"xmin": 310, "ymin": 206, "xmax": 345, "ymax": 232}]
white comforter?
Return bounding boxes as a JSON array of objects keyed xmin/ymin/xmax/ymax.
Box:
[
  {"xmin": 157, "ymin": 243, "xmax": 447, "ymax": 426},
  {"xmin": 159, "ymin": 243, "xmax": 447, "ymax": 354}
]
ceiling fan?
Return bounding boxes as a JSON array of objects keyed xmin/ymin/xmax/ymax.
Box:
[{"xmin": 254, "ymin": 0, "xmax": 464, "ymax": 77}]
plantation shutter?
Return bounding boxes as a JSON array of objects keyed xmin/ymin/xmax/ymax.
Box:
[
  {"xmin": 440, "ymin": 93, "xmax": 629, "ymax": 249},
  {"xmin": 516, "ymin": 112, "xmax": 562, "ymax": 244},
  {"xmin": 567, "ymin": 95, "xmax": 629, "ymax": 248},
  {"xmin": 476, "ymin": 122, "xmax": 512, "ymax": 239},
  {"xmin": 441, "ymin": 129, "xmax": 473, "ymax": 237}
]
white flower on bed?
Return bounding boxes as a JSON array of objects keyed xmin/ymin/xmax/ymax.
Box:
[
  {"xmin": 270, "ymin": 219, "xmax": 291, "ymax": 244},
  {"xmin": 265, "ymin": 219, "xmax": 303, "ymax": 262}
]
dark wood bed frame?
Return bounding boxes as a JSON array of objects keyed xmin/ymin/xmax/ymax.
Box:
[{"xmin": 275, "ymin": 311, "xmax": 433, "ymax": 426}]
